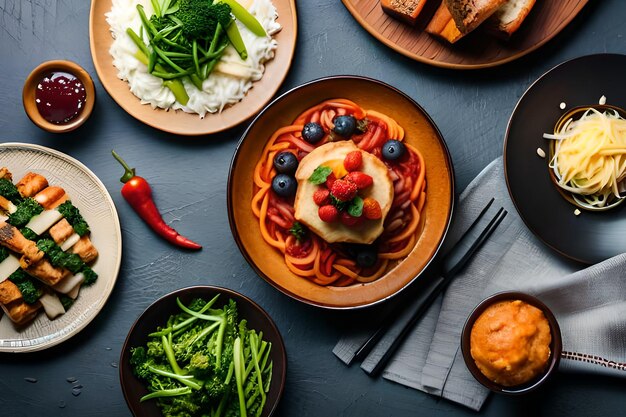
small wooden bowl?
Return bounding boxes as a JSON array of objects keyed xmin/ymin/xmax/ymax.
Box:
[
  {"xmin": 461, "ymin": 292, "xmax": 562, "ymax": 395},
  {"xmin": 22, "ymin": 60, "xmax": 96, "ymax": 133}
]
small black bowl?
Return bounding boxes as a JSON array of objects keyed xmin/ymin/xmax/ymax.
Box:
[
  {"xmin": 120, "ymin": 286, "xmax": 287, "ymax": 417},
  {"xmin": 461, "ymin": 291, "xmax": 562, "ymax": 395}
]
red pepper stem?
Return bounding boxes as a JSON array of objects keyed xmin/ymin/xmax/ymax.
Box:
[{"xmin": 111, "ymin": 150, "xmax": 136, "ymax": 183}]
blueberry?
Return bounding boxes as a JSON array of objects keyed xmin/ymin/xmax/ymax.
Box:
[
  {"xmin": 302, "ymin": 122, "xmax": 325, "ymax": 143},
  {"xmin": 272, "ymin": 174, "xmax": 297, "ymax": 198},
  {"xmin": 333, "ymin": 115, "xmax": 357, "ymax": 137},
  {"xmin": 381, "ymin": 139, "xmax": 406, "ymax": 161},
  {"xmin": 273, "ymin": 152, "xmax": 299, "ymax": 175},
  {"xmin": 356, "ymin": 246, "xmax": 378, "ymax": 268}
]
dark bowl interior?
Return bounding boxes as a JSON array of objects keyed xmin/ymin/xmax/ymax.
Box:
[
  {"xmin": 461, "ymin": 291, "xmax": 562, "ymax": 395},
  {"xmin": 120, "ymin": 286, "xmax": 287, "ymax": 417}
]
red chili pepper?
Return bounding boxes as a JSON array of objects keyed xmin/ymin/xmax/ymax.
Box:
[{"xmin": 112, "ymin": 150, "xmax": 202, "ymax": 250}]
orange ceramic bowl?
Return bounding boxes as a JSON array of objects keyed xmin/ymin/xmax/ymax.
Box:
[
  {"xmin": 22, "ymin": 60, "xmax": 95, "ymax": 133},
  {"xmin": 228, "ymin": 76, "xmax": 454, "ymax": 309}
]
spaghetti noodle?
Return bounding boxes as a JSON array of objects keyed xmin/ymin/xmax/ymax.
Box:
[
  {"xmin": 251, "ymin": 99, "xmax": 426, "ymax": 286},
  {"xmin": 545, "ymin": 107, "xmax": 626, "ymax": 209}
]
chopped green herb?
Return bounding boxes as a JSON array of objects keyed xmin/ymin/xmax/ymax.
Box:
[
  {"xmin": 347, "ymin": 196, "xmax": 364, "ymax": 217},
  {"xmin": 8, "ymin": 270, "xmax": 42, "ymax": 304},
  {"xmin": 57, "ymin": 201, "xmax": 90, "ymax": 236},
  {"xmin": 0, "ymin": 178, "xmax": 22, "ymax": 204},
  {"xmin": 0, "ymin": 247, "xmax": 8, "ymax": 263},
  {"xmin": 330, "ymin": 195, "xmax": 350, "ymax": 212},
  {"xmin": 8, "ymin": 198, "xmax": 43, "ymax": 228},
  {"xmin": 81, "ymin": 266, "xmax": 98, "ymax": 285},
  {"xmin": 308, "ymin": 166, "xmax": 333, "ymax": 185},
  {"xmin": 289, "ymin": 222, "xmax": 307, "ymax": 242},
  {"xmin": 37, "ymin": 239, "xmax": 84, "ymax": 274},
  {"xmin": 59, "ymin": 294, "xmax": 74, "ymax": 311},
  {"xmin": 20, "ymin": 227, "xmax": 37, "ymax": 241}
]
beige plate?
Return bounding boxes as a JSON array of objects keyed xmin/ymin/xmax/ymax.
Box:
[
  {"xmin": 342, "ymin": 0, "xmax": 588, "ymax": 69},
  {"xmin": 228, "ymin": 76, "xmax": 454, "ymax": 309},
  {"xmin": 89, "ymin": 0, "xmax": 298, "ymax": 136},
  {"xmin": 0, "ymin": 143, "xmax": 122, "ymax": 352}
]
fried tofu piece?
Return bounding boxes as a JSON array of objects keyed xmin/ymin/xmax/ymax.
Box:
[
  {"xmin": 0, "ymin": 222, "xmax": 44, "ymax": 267},
  {"xmin": 2, "ymin": 299, "xmax": 40, "ymax": 325},
  {"xmin": 17, "ymin": 173, "xmax": 49, "ymax": 198},
  {"xmin": 26, "ymin": 260, "xmax": 68, "ymax": 286},
  {"xmin": 71, "ymin": 235, "xmax": 98, "ymax": 263},
  {"xmin": 0, "ymin": 167, "xmax": 13, "ymax": 181},
  {"xmin": 0, "ymin": 280, "xmax": 23, "ymax": 305},
  {"xmin": 49, "ymin": 219, "xmax": 74, "ymax": 245},
  {"xmin": 34, "ymin": 186, "xmax": 68, "ymax": 210}
]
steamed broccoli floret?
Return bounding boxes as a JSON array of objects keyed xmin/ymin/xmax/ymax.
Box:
[
  {"xmin": 174, "ymin": 0, "xmax": 232, "ymax": 39},
  {"xmin": 8, "ymin": 270, "xmax": 42, "ymax": 304}
]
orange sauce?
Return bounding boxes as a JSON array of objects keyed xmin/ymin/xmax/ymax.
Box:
[{"xmin": 470, "ymin": 300, "xmax": 551, "ymax": 387}]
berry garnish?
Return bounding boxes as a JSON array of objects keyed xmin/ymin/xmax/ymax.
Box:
[
  {"xmin": 362, "ymin": 197, "xmax": 382, "ymax": 220},
  {"xmin": 346, "ymin": 171, "xmax": 373, "ymax": 190},
  {"xmin": 302, "ymin": 122, "xmax": 325, "ymax": 143},
  {"xmin": 272, "ymin": 174, "xmax": 297, "ymax": 198},
  {"xmin": 343, "ymin": 151, "xmax": 362, "ymax": 172},
  {"xmin": 273, "ymin": 151, "xmax": 299, "ymax": 175},
  {"xmin": 340, "ymin": 211, "xmax": 362, "ymax": 227},
  {"xmin": 318, "ymin": 205, "xmax": 339, "ymax": 223},
  {"xmin": 313, "ymin": 188, "xmax": 331, "ymax": 206},
  {"xmin": 330, "ymin": 179, "xmax": 358, "ymax": 202},
  {"xmin": 333, "ymin": 115, "xmax": 357, "ymax": 137},
  {"xmin": 325, "ymin": 172, "xmax": 337, "ymax": 189},
  {"xmin": 381, "ymin": 139, "xmax": 406, "ymax": 161}
]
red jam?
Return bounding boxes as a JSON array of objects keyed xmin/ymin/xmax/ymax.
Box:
[{"xmin": 35, "ymin": 72, "xmax": 86, "ymax": 124}]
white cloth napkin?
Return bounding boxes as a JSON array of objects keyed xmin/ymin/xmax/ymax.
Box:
[{"xmin": 333, "ymin": 158, "xmax": 626, "ymax": 411}]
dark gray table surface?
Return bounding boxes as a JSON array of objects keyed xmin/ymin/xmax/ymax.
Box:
[{"xmin": 1, "ymin": 1, "xmax": 626, "ymax": 416}]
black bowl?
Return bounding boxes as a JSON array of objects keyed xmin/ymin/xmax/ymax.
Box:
[
  {"xmin": 461, "ymin": 291, "xmax": 562, "ymax": 395},
  {"xmin": 120, "ymin": 286, "xmax": 287, "ymax": 417}
]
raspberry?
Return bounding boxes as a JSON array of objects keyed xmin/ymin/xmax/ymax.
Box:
[
  {"xmin": 313, "ymin": 188, "xmax": 331, "ymax": 206},
  {"xmin": 346, "ymin": 171, "xmax": 373, "ymax": 190},
  {"xmin": 343, "ymin": 151, "xmax": 363, "ymax": 172},
  {"xmin": 325, "ymin": 172, "xmax": 337, "ymax": 189},
  {"xmin": 318, "ymin": 205, "xmax": 339, "ymax": 223},
  {"xmin": 363, "ymin": 198, "xmax": 382, "ymax": 220},
  {"xmin": 340, "ymin": 211, "xmax": 363, "ymax": 227},
  {"xmin": 330, "ymin": 179, "xmax": 358, "ymax": 202}
]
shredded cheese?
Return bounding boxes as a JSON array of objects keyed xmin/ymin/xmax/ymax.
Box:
[{"xmin": 544, "ymin": 107, "xmax": 626, "ymax": 208}]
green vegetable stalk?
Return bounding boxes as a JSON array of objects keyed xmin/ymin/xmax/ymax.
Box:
[{"xmin": 220, "ymin": 0, "xmax": 267, "ymax": 37}]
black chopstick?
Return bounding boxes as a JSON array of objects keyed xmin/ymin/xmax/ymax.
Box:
[{"xmin": 358, "ymin": 201, "xmax": 507, "ymax": 376}]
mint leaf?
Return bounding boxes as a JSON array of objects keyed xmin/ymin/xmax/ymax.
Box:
[
  {"xmin": 308, "ymin": 166, "xmax": 332, "ymax": 185},
  {"xmin": 289, "ymin": 222, "xmax": 307, "ymax": 242},
  {"xmin": 330, "ymin": 195, "xmax": 350, "ymax": 212},
  {"xmin": 347, "ymin": 196, "xmax": 364, "ymax": 217}
]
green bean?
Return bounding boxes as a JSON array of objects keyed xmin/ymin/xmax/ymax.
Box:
[
  {"xmin": 152, "ymin": 70, "xmax": 193, "ymax": 79},
  {"xmin": 189, "ymin": 74, "xmax": 203, "ymax": 90},
  {"xmin": 221, "ymin": 0, "xmax": 266, "ymax": 37},
  {"xmin": 127, "ymin": 28, "xmax": 151, "ymax": 58},
  {"xmin": 136, "ymin": 5, "xmax": 157, "ymax": 38},
  {"xmin": 163, "ymin": 80, "xmax": 189, "ymax": 105},
  {"xmin": 208, "ymin": 23, "xmax": 224, "ymax": 56},
  {"xmin": 152, "ymin": 44, "xmax": 187, "ymax": 73},
  {"xmin": 148, "ymin": 49, "xmax": 157, "ymax": 73},
  {"xmin": 192, "ymin": 40, "xmax": 201, "ymax": 76},
  {"xmin": 225, "ymin": 20, "xmax": 247, "ymax": 60},
  {"xmin": 150, "ymin": 0, "xmax": 161, "ymax": 17}
]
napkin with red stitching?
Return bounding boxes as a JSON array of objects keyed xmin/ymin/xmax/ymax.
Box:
[{"xmin": 333, "ymin": 157, "xmax": 626, "ymax": 411}]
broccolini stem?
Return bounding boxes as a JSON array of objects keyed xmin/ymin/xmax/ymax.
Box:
[
  {"xmin": 224, "ymin": 19, "xmax": 247, "ymax": 60},
  {"xmin": 140, "ymin": 386, "xmax": 191, "ymax": 402},
  {"xmin": 162, "ymin": 334, "xmax": 185, "ymax": 376},
  {"xmin": 233, "ymin": 337, "xmax": 247, "ymax": 417}
]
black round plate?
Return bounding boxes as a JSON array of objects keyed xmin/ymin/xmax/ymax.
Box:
[{"xmin": 504, "ymin": 54, "xmax": 626, "ymax": 264}]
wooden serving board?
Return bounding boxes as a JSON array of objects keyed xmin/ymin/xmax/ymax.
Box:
[{"xmin": 342, "ymin": 0, "xmax": 589, "ymax": 69}]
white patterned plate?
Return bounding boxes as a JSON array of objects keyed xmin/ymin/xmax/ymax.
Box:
[{"xmin": 0, "ymin": 143, "xmax": 122, "ymax": 352}]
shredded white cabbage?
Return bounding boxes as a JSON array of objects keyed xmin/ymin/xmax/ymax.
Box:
[{"xmin": 106, "ymin": 0, "xmax": 280, "ymax": 117}]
